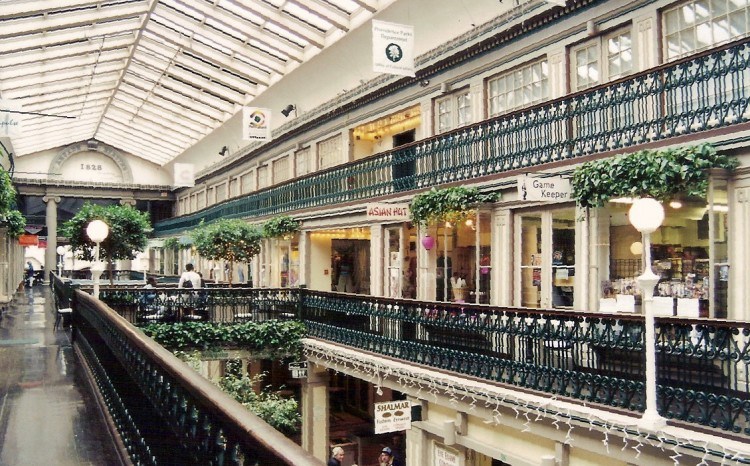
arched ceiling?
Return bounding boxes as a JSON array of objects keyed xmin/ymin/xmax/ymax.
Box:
[{"xmin": 0, "ymin": 0, "xmax": 392, "ymax": 165}]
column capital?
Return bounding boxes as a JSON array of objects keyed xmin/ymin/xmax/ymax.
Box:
[
  {"xmin": 119, "ymin": 198, "xmax": 137, "ymax": 206},
  {"xmin": 42, "ymin": 195, "xmax": 61, "ymax": 204}
]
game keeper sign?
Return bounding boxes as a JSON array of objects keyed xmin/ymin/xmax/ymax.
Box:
[{"xmin": 374, "ymin": 400, "xmax": 411, "ymax": 434}]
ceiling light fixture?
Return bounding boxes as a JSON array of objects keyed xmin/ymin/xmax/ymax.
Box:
[{"xmin": 219, "ymin": 146, "xmax": 228, "ymax": 156}]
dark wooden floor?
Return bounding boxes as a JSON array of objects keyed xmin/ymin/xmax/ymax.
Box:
[{"xmin": 0, "ymin": 284, "xmax": 123, "ymax": 466}]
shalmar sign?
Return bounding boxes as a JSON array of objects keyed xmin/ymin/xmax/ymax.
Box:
[
  {"xmin": 374, "ymin": 400, "xmax": 412, "ymax": 434},
  {"xmin": 517, "ymin": 174, "xmax": 571, "ymax": 202}
]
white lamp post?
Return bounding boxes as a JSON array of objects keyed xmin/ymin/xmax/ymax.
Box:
[
  {"xmin": 56, "ymin": 245, "xmax": 66, "ymax": 277},
  {"xmin": 86, "ymin": 220, "xmax": 109, "ymax": 299},
  {"xmin": 628, "ymin": 197, "xmax": 667, "ymax": 429}
]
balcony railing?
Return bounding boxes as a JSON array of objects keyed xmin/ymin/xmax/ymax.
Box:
[
  {"xmin": 155, "ymin": 38, "xmax": 750, "ymax": 235},
  {"xmin": 54, "ymin": 277, "xmax": 322, "ymax": 466},
  {"xmin": 90, "ymin": 282, "xmax": 750, "ymax": 438}
]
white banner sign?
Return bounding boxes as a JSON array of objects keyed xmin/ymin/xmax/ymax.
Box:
[
  {"xmin": 366, "ymin": 203, "xmax": 410, "ymax": 221},
  {"xmin": 434, "ymin": 444, "xmax": 461, "ymax": 466},
  {"xmin": 289, "ymin": 361, "xmax": 308, "ymax": 379},
  {"xmin": 372, "ymin": 20, "xmax": 415, "ymax": 77},
  {"xmin": 174, "ymin": 163, "xmax": 195, "ymax": 187},
  {"xmin": 0, "ymin": 99, "xmax": 23, "ymax": 137},
  {"xmin": 374, "ymin": 400, "xmax": 411, "ymax": 434},
  {"xmin": 517, "ymin": 175, "xmax": 571, "ymax": 202},
  {"xmin": 243, "ymin": 107, "xmax": 272, "ymax": 141}
]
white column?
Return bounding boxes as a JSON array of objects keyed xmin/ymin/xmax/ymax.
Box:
[
  {"xmin": 43, "ymin": 195, "xmax": 61, "ymax": 283},
  {"xmin": 300, "ymin": 363, "xmax": 329, "ymax": 461},
  {"xmin": 370, "ymin": 225, "xmax": 384, "ymax": 296}
]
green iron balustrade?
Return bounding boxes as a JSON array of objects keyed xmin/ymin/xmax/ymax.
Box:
[
  {"xmin": 70, "ymin": 288, "xmax": 321, "ymax": 466},
  {"xmin": 78, "ymin": 281, "xmax": 750, "ymax": 437},
  {"xmin": 154, "ymin": 38, "xmax": 750, "ymax": 236}
]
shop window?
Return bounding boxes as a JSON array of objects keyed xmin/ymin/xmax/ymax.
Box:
[
  {"xmin": 516, "ymin": 208, "xmax": 576, "ymax": 309},
  {"xmin": 487, "ymin": 59, "xmax": 549, "ymax": 118},
  {"xmin": 663, "ymin": 0, "xmax": 750, "ymax": 61},
  {"xmin": 272, "ymin": 156, "xmax": 290, "ymax": 185},
  {"xmin": 434, "ymin": 210, "xmax": 492, "ymax": 304},
  {"xmin": 216, "ymin": 183, "xmax": 227, "ymax": 202},
  {"xmin": 318, "ymin": 134, "xmax": 343, "ymax": 170},
  {"xmin": 258, "ymin": 165, "xmax": 269, "ymax": 189},
  {"xmin": 435, "ymin": 90, "xmax": 472, "ymax": 133},
  {"xmin": 295, "ymin": 147, "xmax": 310, "ymax": 177},
  {"xmin": 240, "ymin": 171, "xmax": 254, "ymax": 194},
  {"xmin": 571, "ymin": 27, "xmax": 632, "ymax": 91}
]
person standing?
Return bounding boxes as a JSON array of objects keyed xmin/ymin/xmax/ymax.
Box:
[
  {"xmin": 178, "ymin": 263, "xmax": 201, "ymax": 289},
  {"xmin": 378, "ymin": 447, "xmax": 403, "ymax": 466},
  {"xmin": 327, "ymin": 446, "xmax": 344, "ymax": 466},
  {"xmin": 25, "ymin": 261, "xmax": 34, "ymax": 287}
]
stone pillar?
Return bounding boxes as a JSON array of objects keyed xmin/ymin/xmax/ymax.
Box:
[
  {"xmin": 301, "ymin": 362, "xmax": 329, "ymax": 461},
  {"xmin": 43, "ymin": 195, "xmax": 61, "ymax": 283},
  {"xmin": 406, "ymin": 397, "xmax": 428, "ymax": 466},
  {"xmin": 119, "ymin": 199, "xmax": 137, "ymax": 272},
  {"xmin": 370, "ymin": 225, "xmax": 383, "ymax": 296}
]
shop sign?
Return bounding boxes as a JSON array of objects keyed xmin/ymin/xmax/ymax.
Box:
[
  {"xmin": 366, "ymin": 203, "xmax": 410, "ymax": 221},
  {"xmin": 434, "ymin": 444, "xmax": 461, "ymax": 466},
  {"xmin": 289, "ymin": 361, "xmax": 308, "ymax": 379},
  {"xmin": 18, "ymin": 234, "xmax": 38, "ymax": 246},
  {"xmin": 374, "ymin": 400, "xmax": 411, "ymax": 434},
  {"xmin": 517, "ymin": 175, "xmax": 571, "ymax": 202}
]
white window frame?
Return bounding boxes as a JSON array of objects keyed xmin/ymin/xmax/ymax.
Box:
[
  {"xmin": 434, "ymin": 89, "xmax": 472, "ymax": 134},
  {"xmin": 487, "ymin": 59, "xmax": 549, "ymax": 118},
  {"xmin": 570, "ymin": 26, "xmax": 633, "ymax": 91},
  {"xmin": 318, "ymin": 134, "xmax": 343, "ymax": 170},
  {"xmin": 295, "ymin": 147, "xmax": 311, "ymax": 177}
]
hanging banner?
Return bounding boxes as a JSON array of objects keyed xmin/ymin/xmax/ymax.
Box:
[
  {"xmin": 372, "ymin": 20, "xmax": 415, "ymax": 77},
  {"xmin": 517, "ymin": 174, "xmax": 571, "ymax": 202},
  {"xmin": 243, "ymin": 107, "xmax": 272, "ymax": 141},
  {"xmin": 174, "ymin": 163, "xmax": 195, "ymax": 187},
  {"xmin": 0, "ymin": 99, "xmax": 23, "ymax": 137}
]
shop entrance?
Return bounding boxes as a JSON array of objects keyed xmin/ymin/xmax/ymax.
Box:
[{"xmin": 332, "ymin": 239, "xmax": 370, "ymax": 294}]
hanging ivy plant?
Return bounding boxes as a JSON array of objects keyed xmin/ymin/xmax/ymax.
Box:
[
  {"xmin": 571, "ymin": 143, "xmax": 738, "ymax": 209},
  {"xmin": 410, "ymin": 186, "xmax": 499, "ymax": 227},
  {"xmin": 261, "ymin": 215, "xmax": 300, "ymax": 239}
]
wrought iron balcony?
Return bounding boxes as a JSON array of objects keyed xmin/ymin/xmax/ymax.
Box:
[
  {"xmin": 155, "ymin": 37, "xmax": 750, "ymax": 235},
  {"xmin": 90, "ymin": 282, "xmax": 750, "ymax": 438}
]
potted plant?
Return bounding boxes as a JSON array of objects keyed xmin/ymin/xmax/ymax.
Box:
[
  {"xmin": 191, "ymin": 218, "xmax": 263, "ymax": 284},
  {"xmin": 262, "ymin": 215, "xmax": 301, "ymax": 239},
  {"xmin": 571, "ymin": 143, "xmax": 738, "ymax": 208}
]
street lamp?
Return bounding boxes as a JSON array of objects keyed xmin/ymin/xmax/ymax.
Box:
[
  {"xmin": 86, "ymin": 220, "xmax": 109, "ymax": 299},
  {"xmin": 56, "ymin": 245, "xmax": 66, "ymax": 277},
  {"xmin": 628, "ymin": 197, "xmax": 667, "ymax": 429}
]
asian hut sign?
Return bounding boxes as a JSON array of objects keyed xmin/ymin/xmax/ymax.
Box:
[
  {"xmin": 366, "ymin": 203, "xmax": 410, "ymax": 222},
  {"xmin": 517, "ymin": 175, "xmax": 571, "ymax": 202}
]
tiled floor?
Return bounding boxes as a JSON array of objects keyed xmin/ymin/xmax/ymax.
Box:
[{"xmin": 0, "ymin": 284, "xmax": 123, "ymax": 466}]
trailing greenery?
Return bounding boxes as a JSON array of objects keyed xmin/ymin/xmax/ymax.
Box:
[
  {"xmin": 219, "ymin": 372, "xmax": 301, "ymax": 435},
  {"xmin": 61, "ymin": 202, "xmax": 152, "ymax": 264},
  {"xmin": 0, "ymin": 168, "xmax": 15, "ymax": 213},
  {"xmin": 140, "ymin": 320, "xmax": 306, "ymax": 356},
  {"xmin": 191, "ymin": 219, "xmax": 263, "ymax": 283},
  {"xmin": 162, "ymin": 237, "xmax": 179, "ymax": 250},
  {"xmin": 261, "ymin": 215, "xmax": 300, "ymax": 239},
  {"xmin": 3, "ymin": 209, "xmax": 26, "ymax": 237},
  {"xmin": 571, "ymin": 143, "xmax": 738, "ymax": 208},
  {"xmin": 410, "ymin": 186, "xmax": 499, "ymax": 227}
]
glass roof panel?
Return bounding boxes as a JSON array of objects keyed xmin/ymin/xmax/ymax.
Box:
[{"xmin": 0, "ymin": 0, "xmax": 388, "ymax": 165}]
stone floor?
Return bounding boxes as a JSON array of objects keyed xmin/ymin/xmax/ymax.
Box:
[{"xmin": 0, "ymin": 284, "xmax": 123, "ymax": 466}]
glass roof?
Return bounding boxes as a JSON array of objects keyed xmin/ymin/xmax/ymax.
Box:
[{"xmin": 0, "ymin": 0, "xmax": 384, "ymax": 165}]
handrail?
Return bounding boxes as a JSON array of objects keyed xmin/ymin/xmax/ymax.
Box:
[
  {"xmin": 154, "ymin": 37, "xmax": 750, "ymax": 235},
  {"xmin": 72, "ymin": 289, "xmax": 322, "ymax": 466}
]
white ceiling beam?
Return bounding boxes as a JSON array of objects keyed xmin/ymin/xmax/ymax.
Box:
[
  {"xmin": 0, "ymin": 49, "xmax": 131, "ymax": 81},
  {"xmin": 1, "ymin": 60, "xmax": 126, "ymax": 93},
  {"xmin": 0, "ymin": 2, "xmax": 149, "ymax": 38},
  {"xmin": 0, "ymin": 17, "xmax": 143, "ymax": 54},
  {"xmin": 234, "ymin": 0, "xmax": 326, "ymax": 48},
  {"xmin": 145, "ymin": 21, "xmax": 273, "ymax": 86},
  {"xmin": 122, "ymin": 72, "xmax": 226, "ymax": 121},
  {"xmin": 0, "ymin": 34, "xmax": 135, "ymax": 68}
]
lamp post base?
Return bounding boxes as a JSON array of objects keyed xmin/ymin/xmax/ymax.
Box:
[{"xmin": 639, "ymin": 409, "xmax": 667, "ymax": 430}]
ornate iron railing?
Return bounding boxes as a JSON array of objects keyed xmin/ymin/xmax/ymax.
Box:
[
  {"xmin": 155, "ymin": 38, "xmax": 750, "ymax": 235},
  {"xmin": 68, "ymin": 285, "xmax": 322, "ymax": 466},
  {"xmin": 299, "ymin": 291, "xmax": 750, "ymax": 436},
  {"xmin": 94, "ymin": 282, "xmax": 750, "ymax": 437}
]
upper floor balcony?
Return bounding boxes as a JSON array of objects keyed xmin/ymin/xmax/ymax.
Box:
[{"xmin": 155, "ymin": 37, "xmax": 750, "ymax": 236}]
